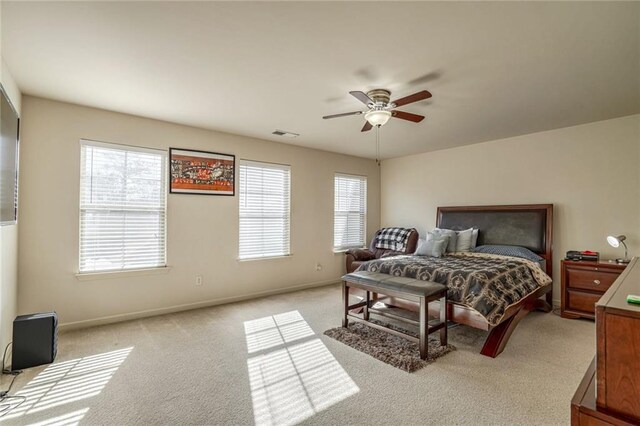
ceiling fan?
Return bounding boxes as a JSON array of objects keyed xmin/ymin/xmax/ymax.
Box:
[{"xmin": 322, "ymin": 89, "xmax": 432, "ymax": 132}]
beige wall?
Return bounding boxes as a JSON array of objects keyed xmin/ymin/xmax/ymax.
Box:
[
  {"xmin": 1, "ymin": 60, "xmax": 22, "ymax": 350},
  {"xmin": 381, "ymin": 114, "xmax": 640, "ymax": 304},
  {"xmin": 18, "ymin": 96, "xmax": 380, "ymax": 327}
]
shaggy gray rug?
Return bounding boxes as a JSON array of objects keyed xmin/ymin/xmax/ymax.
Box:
[{"xmin": 324, "ymin": 318, "xmax": 456, "ymax": 372}]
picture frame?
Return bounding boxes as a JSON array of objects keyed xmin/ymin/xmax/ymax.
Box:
[{"xmin": 169, "ymin": 148, "xmax": 235, "ymax": 196}]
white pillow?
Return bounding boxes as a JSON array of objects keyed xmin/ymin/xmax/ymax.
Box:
[
  {"xmin": 456, "ymin": 228, "xmax": 474, "ymax": 252},
  {"xmin": 415, "ymin": 238, "xmax": 447, "ymax": 257},
  {"xmin": 471, "ymin": 228, "xmax": 479, "ymax": 249}
]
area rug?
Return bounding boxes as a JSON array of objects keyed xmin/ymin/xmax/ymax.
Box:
[{"xmin": 324, "ymin": 318, "xmax": 456, "ymax": 372}]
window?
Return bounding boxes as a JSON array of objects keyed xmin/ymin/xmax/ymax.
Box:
[
  {"xmin": 79, "ymin": 140, "xmax": 167, "ymax": 273},
  {"xmin": 239, "ymin": 160, "xmax": 290, "ymax": 259},
  {"xmin": 334, "ymin": 174, "xmax": 367, "ymax": 250}
]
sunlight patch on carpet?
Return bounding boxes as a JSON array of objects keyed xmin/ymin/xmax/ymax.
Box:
[
  {"xmin": 25, "ymin": 408, "xmax": 89, "ymax": 426},
  {"xmin": 244, "ymin": 310, "xmax": 316, "ymax": 354},
  {"xmin": 245, "ymin": 311, "xmax": 359, "ymax": 426},
  {"xmin": 1, "ymin": 347, "xmax": 132, "ymax": 423}
]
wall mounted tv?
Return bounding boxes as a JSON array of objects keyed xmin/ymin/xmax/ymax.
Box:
[{"xmin": 0, "ymin": 83, "xmax": 19, "ymax": 225}]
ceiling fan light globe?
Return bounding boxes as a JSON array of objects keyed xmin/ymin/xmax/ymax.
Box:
[{"xmin": 364, "ymin": 110, "xmax": 391, "ymax": 127}]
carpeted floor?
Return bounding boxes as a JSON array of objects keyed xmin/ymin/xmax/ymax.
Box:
[{"xmin": 0, "ymin": 283, "xmax": 595, "ymax": 425}]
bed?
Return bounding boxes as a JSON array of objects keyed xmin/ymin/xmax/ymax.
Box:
[{"xmin": 359, "ymin": 204, "xmax": 554, "ymax": 358}]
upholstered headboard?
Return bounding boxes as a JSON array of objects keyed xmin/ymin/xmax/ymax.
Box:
[{"xmin": 436, "ymin": 204, "xmax": 553, "ymax": 278}]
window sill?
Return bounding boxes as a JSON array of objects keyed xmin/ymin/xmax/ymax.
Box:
[
  {"xmin": 76, "ymin": 266, "xmax": 172, "ymax": 281},
  {"xmin": 237, "ymin": 254, "xmax": 292, "ymax": 262}
]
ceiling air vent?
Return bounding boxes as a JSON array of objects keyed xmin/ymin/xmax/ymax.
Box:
[{"xmin": 272, "ymin": 130, "xmax": 299, "ymax": 138}]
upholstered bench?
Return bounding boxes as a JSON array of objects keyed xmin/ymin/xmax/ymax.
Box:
[{"xmin": 341, "ymin": 271, "xmax": 448, "ymax": 360}]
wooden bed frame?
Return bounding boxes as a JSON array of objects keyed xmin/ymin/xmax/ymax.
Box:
[{"xmin": 376, "ymin": 204, "xmax": 554, "ymax": 358}]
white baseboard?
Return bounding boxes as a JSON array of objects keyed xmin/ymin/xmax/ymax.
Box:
[{"xmin": 59, "ymin": 278, "xmax": 340, "ymax": 331}]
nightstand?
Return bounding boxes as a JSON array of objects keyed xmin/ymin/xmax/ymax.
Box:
[{"xmin": 561, "ymin": 259, "xmax": 627, "ymax": 320}]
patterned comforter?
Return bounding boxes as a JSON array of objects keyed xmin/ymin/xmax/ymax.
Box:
[{"xmin": 356, "ymin": 252, "xmax": 552, "ymax": 326}]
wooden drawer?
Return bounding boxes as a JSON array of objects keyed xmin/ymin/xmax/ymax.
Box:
[
  {"xmin": 567, "ymin": 268, "xmax": 619, "ymax": 292},
  {"xmin": 567, "ymin": 289, "xmax": 601, "ymax": 314},
  {"xmin": 561, "ymin": 260, "xmax": 627, "ymax": 320}
]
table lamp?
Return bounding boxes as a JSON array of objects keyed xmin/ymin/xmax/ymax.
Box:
[{"xmin": 606, "ymin": 235, "xmax": 630, "ymax": 264}]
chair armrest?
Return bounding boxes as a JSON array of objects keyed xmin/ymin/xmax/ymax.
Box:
[
  {"xmin": 345, "ymin": 248, "xmax": 376, "ymax": 261},
  {"xmin": 381, "ymin": 251, "xmax": 406, "ymax": 258}
]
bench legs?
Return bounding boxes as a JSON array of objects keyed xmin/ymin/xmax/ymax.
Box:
[
  {"xmin": 364, "ymin": 290, "xmax": 370, "ymax": 321},
  {"xmin": 418, "ymin": 294, "xmax": 448, "ymax": 359},
  {"xmin": 440, "ymin": 295, "xmax": 448, "ymax": 347},
  {"xmin": 419, "ymin": 296, "xmax": 428, "ymax": 359},
  {"xmin": 343, "ymin": 280, "xmax": 448, "ymax": 361},
  {"xmin": 342, "ymin": 282, "xmax": 349, "ymax": 328}
]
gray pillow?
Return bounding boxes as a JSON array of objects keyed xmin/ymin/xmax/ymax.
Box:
[
  {"xmin": 455, "ymin": 228, "xmax": 474, "ymax": 252},
  {"xmin": 415, "ymin": 238, "xmax": 446, "ymax": 258},
  {"xmin": 433, "ymin": 228, "xmax": 457, "ymax": 253},
  {"xmin": 471, "ymin": 228, "xmax": 479, "ymax": 249},
  {"xmin": 426, "ymin": 231, "xmax": 450, "ymax": 252},
  {"xmin": 435, "ymin": 227, "xmax": 474, "ymax": 252}
]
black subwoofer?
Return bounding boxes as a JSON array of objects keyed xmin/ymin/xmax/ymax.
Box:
[{"xmin": 11, "ymin": 312, "xmax": 58, "ymax": 371}]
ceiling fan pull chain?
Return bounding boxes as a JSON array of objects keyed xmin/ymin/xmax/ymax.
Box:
[{"xmin": 376, "ymin": 125, "xmax": 380, "ymax": 166}]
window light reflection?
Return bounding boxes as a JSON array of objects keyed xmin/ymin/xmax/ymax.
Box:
[
  {"xmin": 26, "ymin": 408, "xmax": 90, "ymax": 426},
  {"xmin": 1, "ymin": 347, "xmax": 132, "ymax": 423},
  {"xmin": 245, "ymin": 311, "xmax": 359, "ymax": 426}
]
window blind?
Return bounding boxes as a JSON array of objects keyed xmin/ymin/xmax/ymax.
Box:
[
  {"xmin": 334, "ymin": 173, "xmax": 367, "ymax": 250},
  {"xmin": 239, "ymin": 160, "xmax": 291, "ymax": 259},
  {"xmin": 79, "ymin": 140, "xmax": 167, "ymax": 273}
]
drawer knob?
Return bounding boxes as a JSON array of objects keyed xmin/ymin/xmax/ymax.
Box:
[{"xmin": 593, "ymin": 279, "xmax": 601, "ymax": 285}]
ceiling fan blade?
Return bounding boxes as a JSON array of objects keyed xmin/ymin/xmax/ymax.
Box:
[
  {"xmin": 392, "ymin": 90, "xmax": 432, "ymax": 107},
  {"xmin": 361, "ymin": 121, "xmax": 373, "ymax": 132},
  {"xmin": 322, "ymin": 111, "xmax": 363, "ymax": 119},
  {"xmin": 350, "ymin": 91, "xmax": 374, "ymax": 106},
  {"xmin": 392, "ymin": 110, "xmax": 425, "ymax": 123}
]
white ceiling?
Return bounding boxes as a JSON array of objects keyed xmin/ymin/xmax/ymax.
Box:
[{"xmin": 2, "ymin": 1, "xmax": 639, "ymax": 159}]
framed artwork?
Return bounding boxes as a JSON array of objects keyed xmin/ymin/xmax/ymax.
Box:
[{"xmin": 169, "ymin": 148, "xmax": 235, "ymax": 196}]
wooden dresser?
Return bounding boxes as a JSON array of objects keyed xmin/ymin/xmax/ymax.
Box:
[
  {"xmin": 571, "ymin": 257, "xmax": 640, "ymax": 425},
  {"xmin": 561, "ymin": 260, "xmax": 627, "ymax": 320}
]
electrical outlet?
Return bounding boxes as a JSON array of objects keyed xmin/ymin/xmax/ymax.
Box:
[
  {"xmin": 195, "ymin": 275, "xmax": 203, "ymax": 286},
  {"xmin": 315, "ymin": 263, "xmax": 322, "ymax": 272}
]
